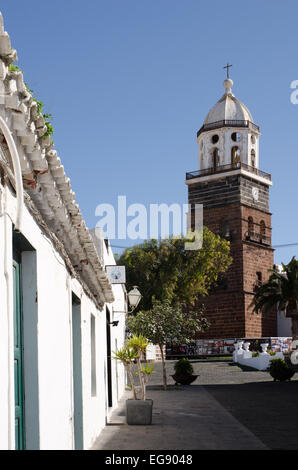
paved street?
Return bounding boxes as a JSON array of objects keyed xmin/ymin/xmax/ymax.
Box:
[{"xmin": 91, "ymin": 359, "xmax": 298, "ymax": 450}]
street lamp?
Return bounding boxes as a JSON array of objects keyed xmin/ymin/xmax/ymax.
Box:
[
  {"xmin": 112, "ymin": 286, "xmax": 142, "ymax": 316},
  {"xmin": 127, "ymin": 286, "xmax": 142, "ymax": 313}
]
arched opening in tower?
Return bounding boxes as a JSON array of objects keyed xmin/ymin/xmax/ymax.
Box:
[{"xmin": 231, "ymin": 146, "xmax": 241, "ymax": 167}]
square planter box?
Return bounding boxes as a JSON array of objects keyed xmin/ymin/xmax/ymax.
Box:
[{"xmin": 126, "ymin": 399, "xmax": 153, "ymax": 425}]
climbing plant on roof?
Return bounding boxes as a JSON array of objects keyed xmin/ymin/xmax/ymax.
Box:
[
  {"xmin": 9, "ymin": 63, "xmax": 54, "ymax": 140},
  {"xmin": 8, "ymin": 64, "xmax": 21, "ymax": 72}
]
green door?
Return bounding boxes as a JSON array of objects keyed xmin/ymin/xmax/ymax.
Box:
[{"xmin": 13, "ymin": 254, "xmax": 25, "ymax": 450}]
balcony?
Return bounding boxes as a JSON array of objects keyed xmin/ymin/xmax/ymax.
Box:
[
  {"xmin": 186, "ymin": 162, "xmax": 271, "ymax": 182},
  {"xmin": 197, "ymin": 119, "xmax": 260, "ymax": 138},
  {"xmin": 245, "ymin": 231, "xmax": 271, "ymax": 246}
]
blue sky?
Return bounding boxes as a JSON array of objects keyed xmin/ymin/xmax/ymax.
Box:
[{"xmin": 1, "ymin": 1, "xmax": 297, "ymax": 263}]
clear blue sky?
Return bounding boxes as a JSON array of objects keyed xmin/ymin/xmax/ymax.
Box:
[{"xmin": 1, "ymin": 1, "xmax": 297, "ymax": 263}]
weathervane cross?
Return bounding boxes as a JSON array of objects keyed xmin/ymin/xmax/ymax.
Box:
[{"xmin": 224, "ymin": 63, "xmax": 232, "ymax": 79}]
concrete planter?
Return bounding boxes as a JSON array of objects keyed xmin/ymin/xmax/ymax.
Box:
[{"xmin": 126, "ymin": 399, "xmax": 153, "ymax": 425}]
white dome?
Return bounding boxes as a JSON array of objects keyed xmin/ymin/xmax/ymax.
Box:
[{"xmin": 204, "ymin": 79, "xmax": 254, "ymax": 125}]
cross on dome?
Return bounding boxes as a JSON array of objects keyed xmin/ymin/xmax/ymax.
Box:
[
  {"xmin": 222, "ymin": 63, "xmax": 233, "ymax": 95},
  {"xmin": 223, "ymin": 63, "xmax": 232, "ymax": 79}
]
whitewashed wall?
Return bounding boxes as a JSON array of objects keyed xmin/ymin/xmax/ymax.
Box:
[
  {"xmin": 0, "ymin": 187, "xmax": 11, "ymax": 449},
  {"xmin": 277, "ymin": 311, "xmax": 292, "ymax": 337},
  {"xmin": 102, "ymin": 240, "xmax": 126, "ymax": 420},
  {"xmin": 0, "ymin": 184, "xmax": 126, "ymax": 450},
  {"xmin": 198, "ymin": 128, "xmax": 260, "ymax": 171}
]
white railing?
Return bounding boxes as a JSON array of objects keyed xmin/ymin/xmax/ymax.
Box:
[{"xmin": 233, "ymin": 341, "xmax": 284, "ymax": 370}]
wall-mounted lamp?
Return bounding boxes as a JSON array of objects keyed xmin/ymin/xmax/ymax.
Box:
[
  {"xmin": 127, "ymin": 286, "xmax": 142, "ymax": 312},
  {"xmin": 113, "ymin": 286, "xmax": 142, "ymax": 315}
]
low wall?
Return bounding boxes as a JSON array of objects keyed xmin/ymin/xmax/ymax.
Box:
[{"xmin": 233, "ymin": 341, "xmax": 285, "ymax": 371}]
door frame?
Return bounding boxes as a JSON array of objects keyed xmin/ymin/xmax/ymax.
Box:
[
  {"xmin": 106, "ymin": 307, "xmax": 113, "ymax": 408},
  {"xmin": 13, "ymin": 249, "xmax": 25, "ymax": 450}
]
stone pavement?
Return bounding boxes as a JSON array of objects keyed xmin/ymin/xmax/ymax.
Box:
[{"xmin": 91, "ymin": 359, "xmax": 298, "ymax": 450}]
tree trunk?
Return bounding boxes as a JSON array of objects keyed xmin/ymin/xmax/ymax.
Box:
[
  {"xmin": 291, "ymin": 315, "xmax": 298, "ymax": 341},
  {"xmin": 159, "ymin": 344, "xmax": 167, "ymax": 391},
  {"xmin": 127, "ymin": 364, "xmax": 137, "ymax": 400},
  {"xmin": 137, "ymin": 357, "xmax": 146, "ymax": 400}
]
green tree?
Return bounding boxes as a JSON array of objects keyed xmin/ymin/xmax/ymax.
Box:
[
  {"xmin": 252, "ymin": 257, "xmax": 298, "ymax": 339},
  {"xmin": 119, "ymin": 227, "xmax": 232, "ymax": 311},
  {"xmin": 127, "ymin": 299, "xmax": 209, "ymax": 390}
]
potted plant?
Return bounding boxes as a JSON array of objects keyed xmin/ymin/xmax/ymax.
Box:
[
  {"xmin": 113, "ymin": 334, "xmax": 154, "ymax": 425},
  {"xmin": 269, "ymin": 358, "xmax": 295, "ymax": 382},
  {"xmin": 267, "ymin": 349, "xmax": 276, "ymax": 356},
  {"xmin": 171, "ymin": 358, "xmax": 198, "ymax": 385}
]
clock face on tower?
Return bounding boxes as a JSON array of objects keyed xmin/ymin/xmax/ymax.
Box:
[{"xmin": 252, "ymin": 187, "xmax": 259, "ymax": 202}]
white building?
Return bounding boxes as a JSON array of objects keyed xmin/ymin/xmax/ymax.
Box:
[
  {"xmin": 0, "ymin": 12, "xmax": 126, "ymax": 450},
  {"xmin": 275, "ymin": 265, "xmax": 292, "ymax": 337}
]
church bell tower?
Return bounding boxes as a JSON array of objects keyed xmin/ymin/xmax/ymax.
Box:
[{"xmin": 186, "ymin": 72, "xmax": 276, "ymax": 338}]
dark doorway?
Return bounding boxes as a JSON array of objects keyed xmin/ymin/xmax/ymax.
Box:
[
  {"xmin": 106, "ymin": 307, "xmax": 113, "ymax": 408},
  {"xmin": 72, "ymin": 293, "xmax": 83, "ymax": 450}
]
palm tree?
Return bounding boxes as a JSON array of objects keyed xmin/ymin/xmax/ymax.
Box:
[{"xmin": 252, "ymin": 257, "xmax": 298, "ymax": 339}]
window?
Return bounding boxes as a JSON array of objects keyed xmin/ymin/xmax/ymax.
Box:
[
  {"xmin": 231, "ymin": 146, "xmax": 241, "ymax": 165},
  {"xmin": 254, "ymin": 272, "xmax": 263, "ymax": 291},
  {"xmin": 91, "ymin": 314, "xmax": 97, "ymax": 396},
  {"xmin": 248, "ymin": 216, "xmax": 254, "ymax": 236},
  {"xmin": 211, "ymin": 134, "xmax": 219, "ymax": 144},
  {"xmin": 213, "ymin": 148, "xmax": 220, "ymax": 169},
  {"xmin": 190, "ymin": 203, "xmax": 195, "ymax": 232},
  {"xmin": 260, "ymin": 220, "xmax": 266, "ymax": 237},
  {"xmin": 231, "ymin": 132, "xmax": 241, "ymax": 142},
  {"xmin": 251, "ymin": 150, "xmax": 256, "ymax": 167},
  {"xmin": 221, "ymin": 218, "xmax": 231, "ymax": 239},
  {"xmin": 251, "ymin": 135, "xmax": 256, "ymax": 144}
]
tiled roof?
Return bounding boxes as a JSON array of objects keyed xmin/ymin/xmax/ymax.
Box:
[{"xmin": 0, "ymin": 12, "xmax": 114, "ymax": 307}]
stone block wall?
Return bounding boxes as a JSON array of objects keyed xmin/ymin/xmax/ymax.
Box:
[{"xmin": 188, "ymin": 173, "xmax": 276, "ymax": 339}]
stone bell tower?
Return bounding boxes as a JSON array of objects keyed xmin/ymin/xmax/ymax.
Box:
[{"xmin": 186, "ymin": 73, "xmax": 276, "ymax": 338}]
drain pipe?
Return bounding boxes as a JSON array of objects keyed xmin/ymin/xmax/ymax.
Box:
[{"xmin": 0, "ymin": 115, "xmax": 23, "ymax": 230}]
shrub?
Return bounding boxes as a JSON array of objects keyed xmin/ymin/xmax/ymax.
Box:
[
  {"xmin": 174, "ymin": 358, "xmax": 194, "ymax": 376},
  {"xmin": 252, "ymin": 351, "xmax": 260, "ymax": 357},
  {"xmin": 269, "ymin": 358, "xmax": 295, "ymax": 382}
]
